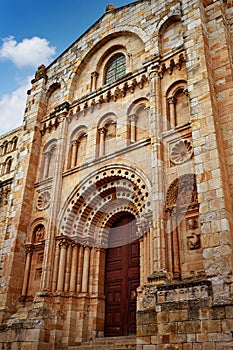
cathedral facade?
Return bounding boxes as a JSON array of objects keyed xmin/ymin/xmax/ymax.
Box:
[{"xmin": 1, "ymin": 0, "xmax": 233, "ymax": 348}]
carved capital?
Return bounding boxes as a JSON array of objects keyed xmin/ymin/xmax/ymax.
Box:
[
  {"xmin": 91, "ymin": 71, "xmax": 99, "ymax": 79},
  {"xmin": 25, "ymin": 244, "xmax": 34, "ymax": 255},
  {"xmin": 98, "ymin": 126, "xmax": 107, "ymax": 135},
  {"xmin": 58, "ymin": 238, "xmax": 69, "ymax": 248},
  {"xmin": 128, "ymin": 114, "xmax": 138, "ymax": 123},
  {"xmin": 167, "ymin": 96, "xmax": 177, "ymax": 105},
  {"xmin": 71, "ymin": 139, "xmax": 80, "ymax": 146}
]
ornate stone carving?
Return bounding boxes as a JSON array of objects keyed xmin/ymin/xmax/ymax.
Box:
[
  {"xmin": 224, "ymin": 0, "xmax": 233, "ymax": 8},
  {"xmin": 106, "ymin": 4, "xmax": 115, "ymax": 12},
  {"xmin": 186, "ymin": 217, "xmax": 201, "ymax": 250},
  {"xmin": 142, "ymin": 285, "xmax": 157, "ymax": 309},
  {"xmin": 32, "ymin": 64, "xmax": 47, "ymax": 83},
  {"xmin": 37, "ymin": 191, "xmax": 51, "ymax": 210},
  {"xmin": 170, "ymin": 139, "xmax": 193, "ymax": 165},
  {"xmin": 166, "ymin": 174, "xmax": 197, "ymax": 209},
  {"xmin": 34, "ymin": 225, "xmax": 45, "ymax": 243},
  {"xmin": 156, "ymin": 280, "xmax": 211, "ymax": 304},
  {"xmin": 187, "ymin": 232, "xmax": 201, "ymax": 250}
]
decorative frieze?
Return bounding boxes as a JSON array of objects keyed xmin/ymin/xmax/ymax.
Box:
[
  {"xmin": 157, "ymin": 53, "xmax": 185, "ymax": 79},
  {"xmin": 156, "ymin": 280, "xmax": 212, "ymax": 304},
  {"xmin": 141, "ymin": 280, "xmax": 212, "ymax": 310}
]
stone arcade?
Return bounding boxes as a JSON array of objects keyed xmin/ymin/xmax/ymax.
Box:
[{"xmin": 1, "ymin": 0, "xmax": 233, "ymax": 349}]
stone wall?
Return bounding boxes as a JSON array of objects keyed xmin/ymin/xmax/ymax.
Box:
[{"xmin": 1, "ymin": 0, "xmax": 233, "ymax": 348}]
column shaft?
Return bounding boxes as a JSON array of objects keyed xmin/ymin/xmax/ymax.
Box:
[
  {"xmin": 77, "ymin": 245, "xmax": 84, "ymax": 292},
  {"xmin": 22, "ymin": 246, "xmax": 33, "ymax": 296},
  {"xmin": 81, "ymin": 246, "xmax": 91, "ymax": 293},
  {"xmin": 57, "ymin": 242, "xmax": 67, "ymax": 292},
  {"xmin": 69, "ymin": 244, "xmax": 79, "ymax": 292},
  {"xmin": 52, "ymin": 241, "xmax": 60, "ymax": 292}
]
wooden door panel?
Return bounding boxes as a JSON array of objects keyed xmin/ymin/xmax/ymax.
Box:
[{"xmin": 104, "ymin": 214, "xmax": 140, "ymax": 337}]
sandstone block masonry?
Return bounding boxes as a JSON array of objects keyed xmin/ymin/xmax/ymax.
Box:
[{"xmin": 1, "ymin": 0, "xmax": 233, "ymax": 349}]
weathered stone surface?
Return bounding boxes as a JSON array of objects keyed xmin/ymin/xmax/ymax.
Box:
[{"xmin": 1, "ymin": 0, "xmax": 233, "ymax": 348}]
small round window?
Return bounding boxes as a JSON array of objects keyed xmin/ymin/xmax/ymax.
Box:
[{"xmin": 105, "ymin": 53, "xmax": 126, "ymax": 84}]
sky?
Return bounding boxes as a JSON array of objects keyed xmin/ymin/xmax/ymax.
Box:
[{"xmin": 0, "ymin": 0, "xmax": 132, "ymax": 135}]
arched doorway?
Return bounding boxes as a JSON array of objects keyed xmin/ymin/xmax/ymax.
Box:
[{"xmin": 104, "ymin": 214, "xmax": 140, "ymax": 337}]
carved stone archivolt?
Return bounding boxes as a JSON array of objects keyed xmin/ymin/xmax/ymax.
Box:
[
  {"xmin": 37, "ymin": 191, "xmax": 51, "ymax": 210},
  {"xmin": 170, "ymin": 139, "xmax": 193, "ymax": 165},
  {"xmin": 60, "ymin": 165, "xmax": 151, "ymax": 247}
]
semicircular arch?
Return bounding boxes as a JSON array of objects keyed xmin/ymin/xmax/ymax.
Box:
[
  {"xmin": 69, "ymin": 29, "xmax": 147, "ymax": 99},
  {"xmin": 58, "ymin": 164, "xmax": 152, "ymax": 247}
]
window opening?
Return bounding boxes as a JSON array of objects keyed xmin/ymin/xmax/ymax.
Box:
[{"xmin": 105, "ymin": 54, "xmax": 126, "ymax": 84}]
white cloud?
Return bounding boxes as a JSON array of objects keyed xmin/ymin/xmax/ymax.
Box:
[
  {"xmin": 0, "ymin": 36, "xmax": 56, "ymax": 68},
  {"xmin": 0, "ymin": 79, "xmax": 31, "ymax": 135}
]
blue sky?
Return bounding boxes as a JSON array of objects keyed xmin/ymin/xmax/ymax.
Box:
[{"xmin": 0, "ymin": 0, "xmax": 131, "ymax": 135}]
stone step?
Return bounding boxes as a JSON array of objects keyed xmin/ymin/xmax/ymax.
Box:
[{"xmin": 69, "ymin": 335, "xmax": 136, "ymax": 350}]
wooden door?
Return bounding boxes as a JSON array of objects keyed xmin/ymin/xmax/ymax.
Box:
[{"xmin": 104, "ymin": 214, "xmax": 140, "ymax": 337}]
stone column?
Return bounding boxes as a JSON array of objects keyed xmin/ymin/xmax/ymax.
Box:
[
  {"xmin": 172, "ymin": 213, "xmax": 180, "ymax": 279},
  {"xmin": 77, "ymin": 245, "xmax": 84, "ymax": 292},
  {"xmin": 129, "ymin": 114, "xmax": 138, "ymax": 143},
  {"xmin": 88, "ymin": 247, "xmax": 95, "ymax": 294},
  {"xmin": 144, "ymin": 234, "xmax": 149, "ymax": 281},
  {"xmin": 22, "ymin": 244, "xmax": 34, "ymax": 296},
  {"xmin": 92, "ymin": 248, "xmax": 100, "ymax": 294},
  {"xmin": 167, "ymin": 96, "xmax": 177, "ymax": 129},
  {"xmin": 149, "ymin": 66, "xmax": 165, "ymax": 273},
  {"xmin": 139, "ymin": 237, "xmax": 145, "ymax": 286},
  {"xmin": 149, "ymin": 226, "xmax": 154, "ymax": 275},
  {"xmin": 64, "ymin": 242, "xmax": 72, "ymax": 293},
  {"xmin": 98, "ymin": 127, "xmax": 107, "ymax": 157},
  {"xmin": 69, "ymin": 243, "xmax": 79, "ymax": 292},
  {"xmin": 91, "ymin": 71, "xmax": 99, "ymax": 92},
  {"xmin": 1, "ymin": 162, "xmax": 6, "ymax": 176},
  {"xmin": 81, "ymin": 246, "xmax": 91, "ymax": 293},
  {"xmin": 52, "ymin": 240, "xmax": 60, "ymax": 292},
  {"xmin": 70, "ymin": 140, "xmax": 79, "ymax": 168},
  {"xmin": 43, "ymin": 151, "xmax": 51, "ymax": 179},
  {"xmin": 57, "ymin": 239, "xmax": 68, "ymax": 292}
]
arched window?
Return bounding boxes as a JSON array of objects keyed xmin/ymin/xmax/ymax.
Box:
[
  {"xmin": 127, "ymin": 99, "xmax": 149, "ymax": 144},
  {"xmin": 22, "ymin": 224, "xmax": 45, "ymax": 298},
  {"xmin": 12, "ymin": 136, "xmax": 18, "ymax": 151},
  {"xmin": 40, "ymin": 141, "xmax": 57, "ymax": 180},
  {"xmin": 3, "ymin": 141, "xmax": 8, "ymax": 155},
  {"xmin": 105, "ymin": 53, "xmax": 126, "ymax": 85},
  {"xmin": 5, "ymin": 157, "xmax": 12, "ymax": 174},
  {"xmin": 69, "ymin": 132, "xmax": 87, "ymax": 169},
  {"xmin": 97, "ymin": 115, "xmax": 117, "ymax": 157},
  {"xmin": 167, "ymin": 81, "xmax": 189, "ymax": 130}
]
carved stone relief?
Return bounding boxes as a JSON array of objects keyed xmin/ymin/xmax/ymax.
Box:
[
  {"xmin": 37, "ymin": 191, "xmax": 51, "ymax": 210},
  {"xmin": 170, "ymin": 139, "xmax": 193, "ymax": 165}
]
